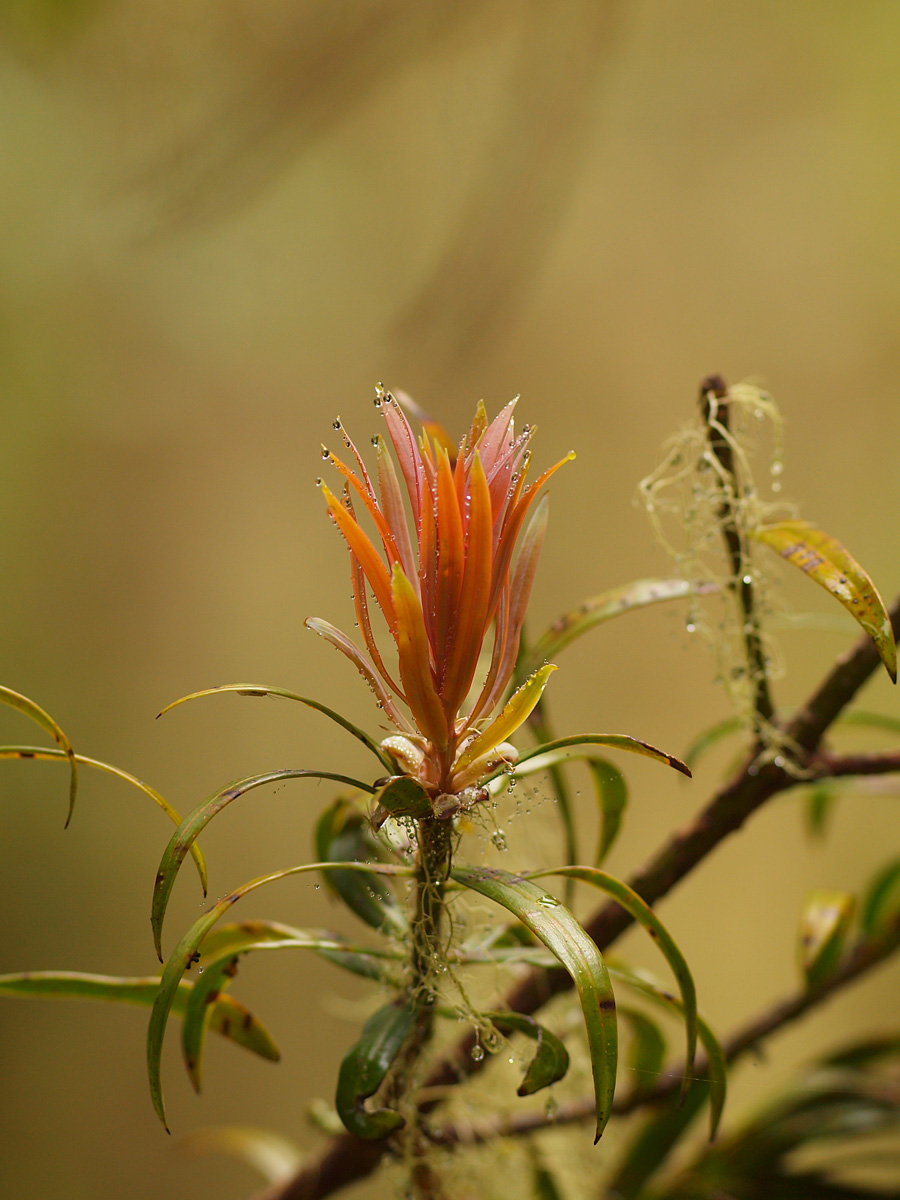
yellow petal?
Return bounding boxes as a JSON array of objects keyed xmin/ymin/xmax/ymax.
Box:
[{"xmin": 454, "ymin": 664, "xmax": 557, "ymax": 774}]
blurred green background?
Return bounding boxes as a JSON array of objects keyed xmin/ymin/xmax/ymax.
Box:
[{"xmin": 2, "ymin": 3, "xmax": 900, "ymax": 1197}]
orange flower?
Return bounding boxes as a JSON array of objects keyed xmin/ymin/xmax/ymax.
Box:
[{"xmin": 307, "ymin": 389, "xmax": 573, "ymax": 805}]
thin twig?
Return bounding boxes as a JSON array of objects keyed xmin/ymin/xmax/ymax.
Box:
[
  {"xmin": 809, "ymin": 751, "xmax": 900, "ymax": 778},
  {"xmin": 426, "ymin": 923, "xmax": 900, "ymax": 1147},
  {"xmin": 256, "ymin": 594, "xmax": 900, "ymax": 1200},
  {"xmin": 698, "ymin": 374, "xmax": 775, "ymax": 734}
]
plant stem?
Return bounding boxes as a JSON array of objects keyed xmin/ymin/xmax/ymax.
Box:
[
  {"xmin": 390, "ymin": 816, "xmax": 453, "ymax": 1199},
  {"xmin": 257, "ymin": 596, "xmax": 900, "ymax": 1200},
  {"xmin": 698, "ymin": 374, "xmax": 775, "ymax": 736}
]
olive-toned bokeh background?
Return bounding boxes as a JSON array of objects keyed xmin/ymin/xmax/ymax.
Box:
[{"xmin": 2, "ymin": 4, "xmax": 900, "ymax": 1198}]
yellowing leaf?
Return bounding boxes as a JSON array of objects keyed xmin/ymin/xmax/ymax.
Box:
[
  {"xmin": 798, "ymin": 890, "xmax": 855, "ymax": 989},
  {"xmin": 454, "ymin": 664, "xmax": 557, "ymax": 774},
  {"xmin": 754, "ymin": 521, "xmax": 896, "ymax": 682}
]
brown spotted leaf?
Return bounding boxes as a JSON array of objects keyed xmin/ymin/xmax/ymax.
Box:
[{"xmin": 753, "ymin": 521, "xmax": 896, "ymax": 682}]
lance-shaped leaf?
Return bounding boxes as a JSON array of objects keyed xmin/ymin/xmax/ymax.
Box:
[
  {"xmin": 859, "ymin": 858, "xmax": 900, "ymax": 942},
  {"xmin": 1, "ymin": 686, "xmax": 78, "ymax": 826},
  {"xmin": 484, "ymin": 734, "xmax": 691, "ymax": 788},
  {"xmin": 157, "ymin": 682, "xmax": 394, "ymax": 771},
  {"xmin": 798, "ymin": 890, "xmax": 856, "ymax": 989},
  {"xmin": 528, "ymin": 866, "xmax": 697, "ymax": 1095},
  {"xmin": 517, "ymin": 579, "xmax": 714, "ymax": 682},
  {"xmin": 335, "ymin": 998, "xmax": 417, "ymax": 1139},
  {"xmin": 147, "ymin": 860, "xmax": 413, "ymax": 1128},
  {"xmin": 0, "ymin": 745, "xmax": 207, "ymax": 892},
  {"xmin": 838, "ymin": 709, "xmax": 900, "ymax": 737},
  {"xmin": 0, "ymin": 970, "xmax": 279, "ymax": 1064},
  {"xmin": 609, "ymin": 964, "xmax": 727, "ymax": 1138},
  {"xmin": 803, "ymin": 782, "xmax": 840, "ymax": 840},
  {"xmin": 315, "ymin": 798, "xmax": 406, "ymax": 932},
  {"xmin": 452, "ymin": 864, "xmax": 617, "ymax": 1143},
  {"xmin": 151, "ymin": 768, "xmax": 375, "ymax": 960},
  {"xmin": 455, "ymin": 665, "xmax": 557, "ymax": 775},
  {"xmin": 753, "ymin": 521, "xmax": 897, "ymax": 683},
  {"xmin": 588, "ymin": 758, "xmax": 628, "ymax": 864},
  {"xmin": 177, "ymin": 1126, "xmax": 303, "ymax": 1185},
  {"xmin": 480, "ymin": 1011, "xmax": 570, "ymax": 1095},
  {"xmin": 182, "ymin": 921, "xmax": 401, "ymax": 1091}
]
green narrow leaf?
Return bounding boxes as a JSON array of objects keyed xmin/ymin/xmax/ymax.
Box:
[
  {"xmin": 480, "ymin": 1011, "xmax": 570, "ymax": 1095},
  {"xmin": 315, "ymin": 798, "xmax": 406, "ymax": 933},
  {"xmin": 838, "ymin": 710, "xmax": 900, "ymax": 737},
  {"xmin": 529, "ymin": 866, "xmax": 697, "ymax": 1097},
  {"xmin": 822, "ymin": 1034, "xmax": 900, "ymax": 1068},
  {"xmin": 151, "ymin": 769, "xmax": 375, "ymax": 960},
  {"xmin": 682, "ymin": 717, "xmax": 744, "ymax": 772},
  {"xmin": 452, "ymin": 864, "xmax": 617, "ymax": 1143},
  {"xmin": 485, "ymin": 734, "xmax": 691, "ymax": 787},
  {"xmin": 588, "ymin": 758, "xmax": 628, "ymax": 863},
  {"xmin": 177, "ymin": 1126, "xmax": 303, "ymax": 1185},
  {"xmin": 798, "ymin": 890, "xmax": 856, "ymax": 989},
  {"xmin": 619, "ymin": 1005, "xmax": 667, "ymax": 1095},
  {"xmin": 608, "ymin": 964, "xmax": 727, "ymax": 1139},
  {"xmin": 0, "ymin": 970, "xmax": 279, "ymax": 1063},
  {"xmin": 0, "ymin": 745, "xmax": 208, "ymax": 892},
  {"xmin": 518, "ymin": 579, "xmax": 714, "ymax": 682},
  {"xmin": 147, "ymin": 860, "xmax": 413, "ymax": 1128},
  {"xmin": 753, "ymin": 521, "xmax": 897, "ymax": 683},
  {"xmin": 0, "ymin": 686, "xmax": 78, "ymax": 826},
  {"xmin": 859, "ymin": 857, "xmax": 900, "ymax": 941},
  {"xmin": 183, "ymin": 922, "xmax": 403, "ymax": 1090},
  {"xmin": 803, "ymin": 782, "xmax": 841, "ymax": 841},
  {"xmin": 335, "ymin": 998, "xmax": 417, "ymax": 1139},
  {"xmin": 157, "ymin": 682, "xmax": 395, "ymax": 771}
]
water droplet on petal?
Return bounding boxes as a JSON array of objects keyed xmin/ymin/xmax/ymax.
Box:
[{"xmin": 471, "ymin": 1044, "xmax": 484, "ymax": 1062}]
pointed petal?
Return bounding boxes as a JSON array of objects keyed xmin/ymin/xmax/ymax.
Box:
[
  {"xmin": 375, "ymin": 435, "xmax": 417, "ymax": 583},
  {"xmin": 305, "ymin": 619, "xmax": 414, "ymax": 734},
  {"xmin": 479, "ymin": 397, "xmax": 518, "ymax": 470},
  {"xmin": 442, "ymin": 452, "xmax": 494, "ymax": 714},
  {"xmin": 326, "ymin": 450, "xmax": 399, "ymax": 567},
  {"xmin": 471, "ymin": 493, "xmax": 549, "ymax": 722},
  {"xmin": 380, "ymin": 392, "xmax": 424, "ymax": 527},
  {"xmin": 489, "ymin": 452, "xmax": 575, "ymax": 621},
  {"xmin": 393, "ymin": 390, "xmax": 455, "ymax": 460},
  {"xmin": 391, "ymin": 564, "xmax": 449, "ymax": 749},
  {"xmin": 320, "ymin": 482, "xmax": 395, "ymax": 632},
  {"xmin": 454, "ymin": 664, "xmax": 557, "ymax": 776},
  {"xmin": 464, "ymin": 401, "xmax": 489, "ymax": 458},
  {"xmin": 349, "ymin": 550, "xmax": 405, "ymax": 699},
  {"xmin": 434, "ymin": 447, "xmax": 465, "ymax": 682}
]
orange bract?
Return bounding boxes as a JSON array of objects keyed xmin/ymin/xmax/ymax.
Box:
[{"xmin": 307, "ymin": 389, "xmax": 573, "ymax": 795}]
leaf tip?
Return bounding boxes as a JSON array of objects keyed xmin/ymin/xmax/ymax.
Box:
[{"xmin": 671, "ymin": 755, "xmax": 692, "ymax": 778}]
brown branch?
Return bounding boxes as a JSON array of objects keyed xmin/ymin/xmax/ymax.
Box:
[
  {"xmin": 810, "ymin": 751, "xmax": 900, "ymax": 778},
  {"xmin": 426, "ymin": 923, "xmax": 900, "ymax": 1148},
  {"xmin": 699, "ymin": 374, "xmax": 775, "ymax": 731},
  {"xmin": 257, "ymin": 594, "xmax": 900, "ymax": 1200}
]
